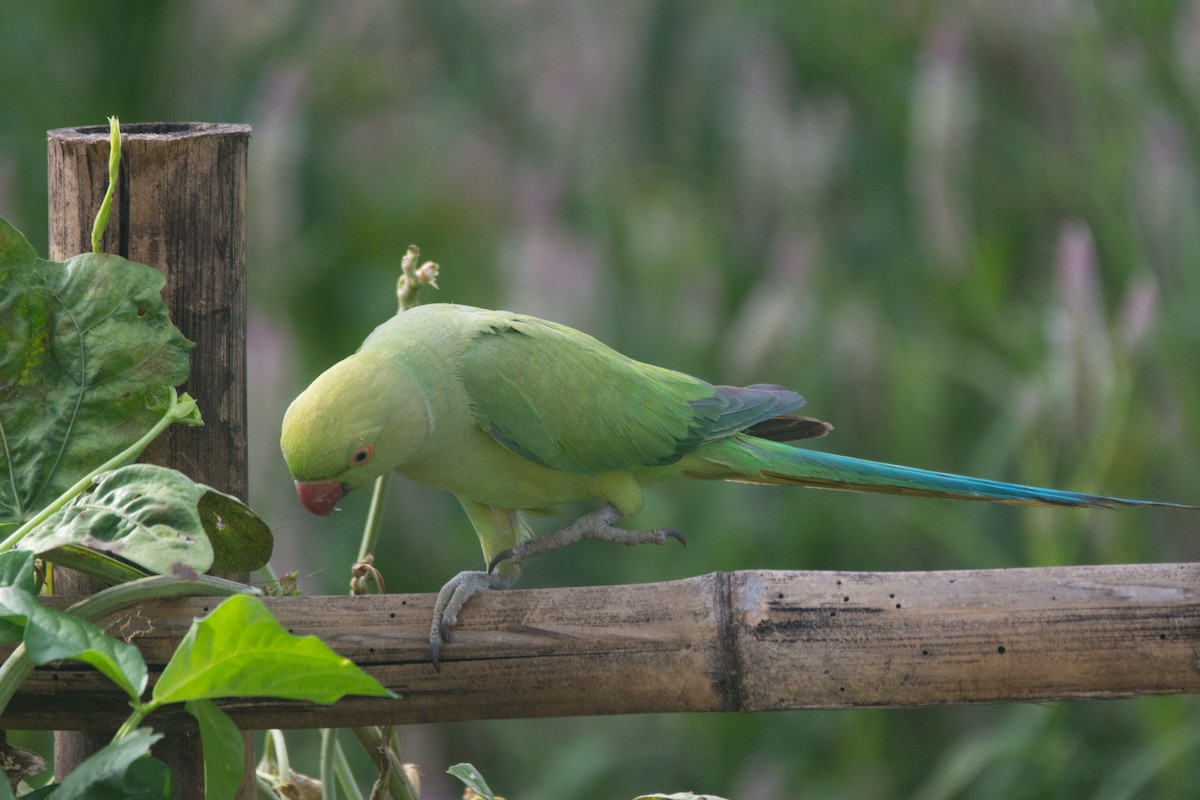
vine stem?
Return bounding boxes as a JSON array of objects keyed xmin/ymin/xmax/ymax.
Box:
[
  {"xmin": 296, "ymin": 248, "xmax": 439, "ymax": 797},
  {"xmin": 356, "ymin": 474, "xmax": 391, "ymax": 565},
  {"xmin": 90, "ymin": 115, "xmax": 121, "ymax": 254}
]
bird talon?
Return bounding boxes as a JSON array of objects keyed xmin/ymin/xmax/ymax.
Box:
[
  {"xmin": 488, "ymin": 549, "xmax": 514, "ymax": 573},
  {"xmin": 665, "ymin": 529, "xmax": 686, "ymax": 547},
  {"xmin": 439, "ymin": 615, "xmax": 453, "ymax": 643},
  {"xmin": 429, "ymin": 637, "xmax": 442, "ymax": 672}
]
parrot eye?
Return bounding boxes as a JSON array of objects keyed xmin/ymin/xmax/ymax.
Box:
[{"xmin": 349, "ymin": 445, "xmax": 374, "ymax": 467}]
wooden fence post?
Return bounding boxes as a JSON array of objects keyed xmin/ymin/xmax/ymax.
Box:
[{"xmin": 47, "ymin": 122, "xmax": 252, "ymax": 800}]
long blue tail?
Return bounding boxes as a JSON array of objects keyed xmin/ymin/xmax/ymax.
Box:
[{"xmin": 699, "ymin": 437, "xmax": 1198, "ymax": 509}]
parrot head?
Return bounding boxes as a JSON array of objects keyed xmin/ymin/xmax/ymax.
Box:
[{"xmin": 281, "ymin": 350, "xmax": 429, "ymax": 515}]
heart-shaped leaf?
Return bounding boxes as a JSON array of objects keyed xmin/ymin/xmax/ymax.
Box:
[
  {"xmin": 0, "ymin": 217, "xmax": 192, "ymax": 533},
  {"xmin": 18, "ymin": 464, "xmax": 272, "ymax": 580}
]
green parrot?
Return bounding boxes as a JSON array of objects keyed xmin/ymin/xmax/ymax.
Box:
[{"xmin": 280, "ymin": 303, "xmax": 1195, "ymax": 668}]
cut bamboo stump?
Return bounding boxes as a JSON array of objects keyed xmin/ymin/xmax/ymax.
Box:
[
  {"xmin": 3, "ymin": 564, "xmax": 1197, "ymax": 730},
  {"xmin": 48, "ymin": 122, "xmax": 250, "ymax": 499},
  {"xmin": 47, "ymin": 122, "xmax": 251, "ymax": 799}
]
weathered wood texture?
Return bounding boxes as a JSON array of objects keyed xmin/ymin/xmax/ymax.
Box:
[
  {"xmin": 46, "ymin": 122, "xmax": 252, "ymax": 798},
  {"xmin": 3, "ymin": 565, "xmax": 1197, "ymax": 731},
  {"xmin": 47, "ymin": 122, "xmax": 250, "ymax": 500}
]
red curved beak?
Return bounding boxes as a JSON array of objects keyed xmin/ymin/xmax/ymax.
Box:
[{"xmin": 294, "ymin": 480, "xmax": 345, "ymax": 516}]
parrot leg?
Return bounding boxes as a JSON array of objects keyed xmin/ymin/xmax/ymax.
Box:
[
  {"xmin": 429, "ymin": 505, "xmax": 683, "ymax": 669},
  {"xmin": 487, "ymin": 503, "xmax": 685, "ymax": 572},
  {"xmin": 429, "ymin": 569, "xmax": 517, "ymax": 670}
]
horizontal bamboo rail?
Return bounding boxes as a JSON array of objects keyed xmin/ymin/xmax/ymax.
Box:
[{"xmin": 4, "ymin": 563, "xmax": 1197, "ymax": 731}]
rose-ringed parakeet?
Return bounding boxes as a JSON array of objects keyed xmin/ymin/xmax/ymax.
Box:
[{"xmin": 280, "ymin": 303, "xmax": 1195, "ymax": 668}]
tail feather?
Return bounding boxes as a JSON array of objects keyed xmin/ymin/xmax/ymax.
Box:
[
  {"xmin": 696, "ymin": 437, "xmax": 1197, "ymax": 510},
  {"xmin": 745, "ymin": 415, "xmax": 833, "ymax": 443}
]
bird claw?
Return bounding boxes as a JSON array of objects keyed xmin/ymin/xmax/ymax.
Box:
[
  {"xmin": 487, "ymin": 548, "xmax": 514, "ymax": 573},
  {"xmin": 427, "ymin": 569, "xmax": 516, "ymax": 670},
  {"xmin": 429, "ymin": 614, "xmax": 454, "ymax": 672},
  {"xmin": 427, "ymin": 512, "xmax": 685, "ymax": 670},
  {"xmin": 429, "ymin": 637, "xmax": 442, "ymax": 672}
]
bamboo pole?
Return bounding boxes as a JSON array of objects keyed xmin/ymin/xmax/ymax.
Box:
[
  {"xmin": 3, "ymin": 565, "xmax": 1197, "ymax": 730},
  {"xmin": 47, "ymin": 121, "xmax": 252, "ymax": 799}
]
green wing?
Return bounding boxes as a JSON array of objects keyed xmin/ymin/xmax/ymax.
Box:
[{"xmin": 459, "ymin": 311, "xmax": 805, "ymax": 475}]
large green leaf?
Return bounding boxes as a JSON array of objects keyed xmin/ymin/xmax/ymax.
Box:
[
  {"xmin": 18, "ymin": 464, "xmax": 272, "ymax": 579},
  {"xmin": 152, "ymin": 594, "xmax": 394, "ymax": 705},
  {"xmin": 0, "ymin": 217, "xmax": 192, "ymax": 531}
]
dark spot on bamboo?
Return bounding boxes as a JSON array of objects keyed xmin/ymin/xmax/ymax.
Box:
[{"xmin": 997, "ymin": 645, "xmax": 1006, "ymax": 654}]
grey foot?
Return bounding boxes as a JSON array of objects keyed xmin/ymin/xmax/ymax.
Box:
[
  {"xmin": 429, "ymin": 569, "xmax": 516, "ymax": 670},
  {"xmin": 487, "ymin": 503, "xmax": 685, "ymax": 573}
]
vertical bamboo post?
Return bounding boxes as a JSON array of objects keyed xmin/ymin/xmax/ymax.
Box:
[{"xmin": 47, "ymin": 122, "xmax": 253, "ymax": 800}]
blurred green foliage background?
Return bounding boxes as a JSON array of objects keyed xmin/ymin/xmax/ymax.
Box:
[{"xmin": 3, "ymin": 2, "xmax": 1200, "ymax": 797}]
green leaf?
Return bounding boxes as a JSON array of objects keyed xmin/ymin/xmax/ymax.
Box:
[
  {"xmin": 19, "ymin": 464, "xmax": 272, "ymax": 580},
  {"xmin": 199, "ymin": 488, "xmax": 273, "ymax": 573},
  {"xmin": 153, "ymin": 594, "xmax": 394, "ymax": 705},
  {"xmin": 0, "ymin": 217, "xmax": 193, "ymax": 528},
  {"xmin": 0, "ymin": 586, "xmax": 148, "ymax": 700},
  {"xmin": 448, "ymin": 763, "xmax": 496, "ymax": 800},
  {"xmin": 185, "ymin": 698, "xmax": 245, "ymax": 800},
  {"xmin": 52, "ymin": 729, "xmax": 171, "ymax": 800},
  {"xmin": 20, "ymin": 465, "xmax": 211, "ymax": 580},
  {"xmin": 0, "ymin": 550, "xmax": 36, "ymax": 592},
  {"xmin": 0, "ymin": 551, "xmax": 37, "ymax": 642}
]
